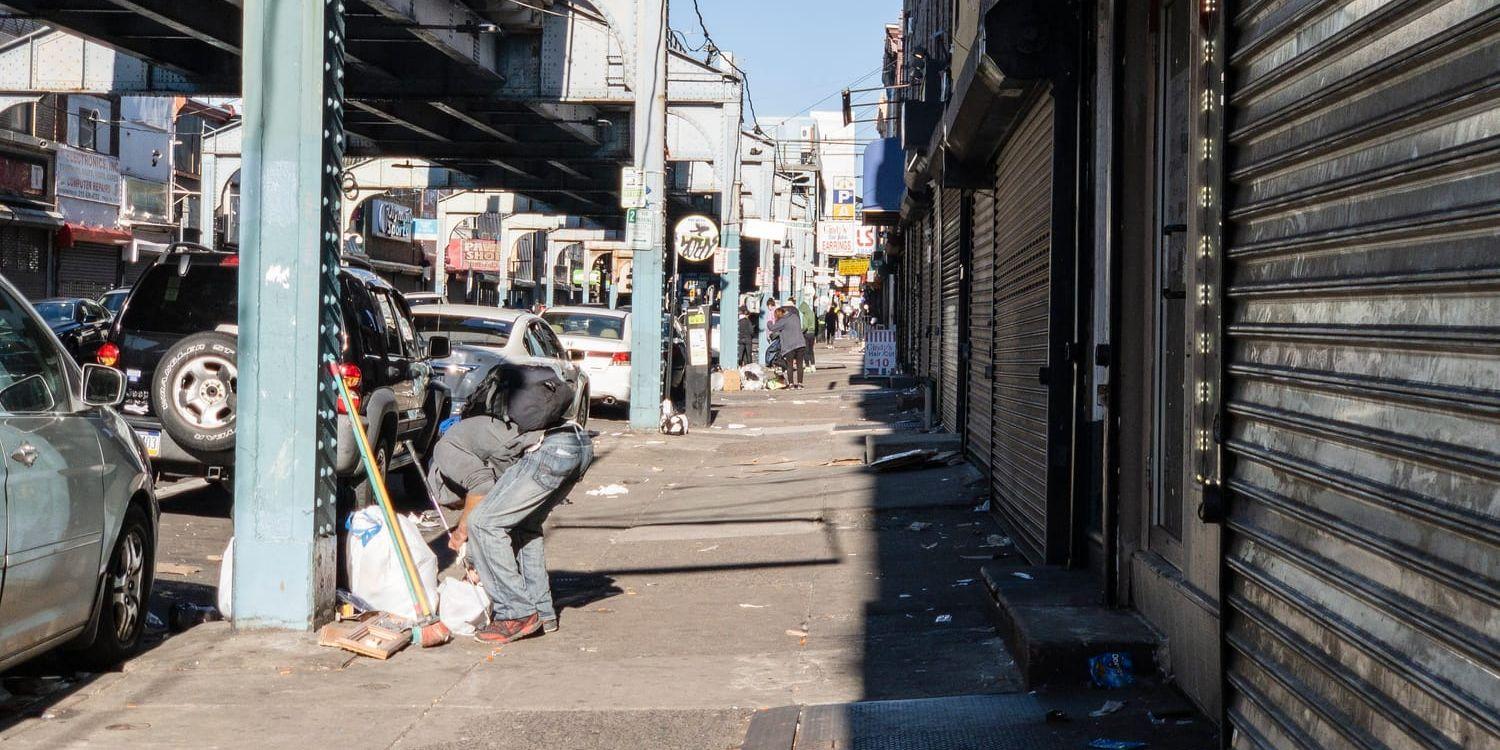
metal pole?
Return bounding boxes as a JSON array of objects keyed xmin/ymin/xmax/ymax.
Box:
[
  {"xmin": 233, "ymin": 0, "xmax": 343, "ymax": 629},
  {"xmin": 629, "ymin": 0, "xmax": 668, "ymax": 429},
  {"xmin": 717, "ymin": 55, "xmax": 744, "ymax": 372}
]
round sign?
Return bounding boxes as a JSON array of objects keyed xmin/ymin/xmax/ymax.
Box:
[{"xmin": 673, "ymin": 215, "xmax": 719, "ymax": 262}]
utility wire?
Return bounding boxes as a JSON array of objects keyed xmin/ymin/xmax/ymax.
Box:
[{"xmin": 686, "ymin": 0, "xmax": 761, "ymax": 131}]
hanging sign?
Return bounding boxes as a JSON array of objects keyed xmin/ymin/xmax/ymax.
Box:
[
  {"xmin": 863, "ymin": 326, "xmax": 897, "ymax": 375},
  {"xmin": 837, "ymin": 257, "xmax": 871, "ymax": 277},
  {"xmin": 817, "ymin": 222, "xmax": 877, "ymax": 257},
  {"xmin": 712, "ymin": 247, "xmax": 729, "ymax": 274},
  {"xmin": 830, "ymin": 176, "xmax": 857, "ymax": 220},
  {"xmin": 369, "ymin": 199, "xmax": 413, "ymax": 241},
  {"xmin": 673, "ymin": 215, "xmax": 719, "ymax": 262},
  {"xmin": 621, "ymin": 167, "xmax": 646, "ymax": 209}
]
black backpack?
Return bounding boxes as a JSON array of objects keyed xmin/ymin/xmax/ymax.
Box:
[{"xmin": 462, "ymin": 363, "xmax": 574, "ymax": 431}]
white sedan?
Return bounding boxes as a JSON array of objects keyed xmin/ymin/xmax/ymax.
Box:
[
  {"xmin": 541, "ymin": 306, "xmax": 632, "ymax": 407},
  {"xmin": 410, "ymin": 304, "xmax": 589, "ymax": 425}
]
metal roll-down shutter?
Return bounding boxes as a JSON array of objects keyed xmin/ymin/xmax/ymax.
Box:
[
  {"xmin": 56, "ymin": 243, "xmax": 119, "ymax": 300},
  {"xmin": 939, "ymin": 187, "xmax": 964, "ymax": 434},
  {"xmin": 967, "ymin": 189, "xmax": 996, "ymax": 471},
  {"xmin": 1222, "ymin": 3, "xmax": 1500, "ymax": 748},
  {"xmin": 0, "ymin": 226, "xmax": 50, "ymax": 300},
  {"xmin": 989, "ymin": 96, "xmax": 1054, "ymax": 564}
]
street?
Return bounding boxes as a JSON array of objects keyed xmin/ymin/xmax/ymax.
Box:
[{"xmin": 0, "ymin": 344, "xmax": 1214, "ymax": 749}]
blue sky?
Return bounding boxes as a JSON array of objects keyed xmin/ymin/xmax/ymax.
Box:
[{"xmin": 669, "ymin": 0, "xmax": 901, "ymax": 121}]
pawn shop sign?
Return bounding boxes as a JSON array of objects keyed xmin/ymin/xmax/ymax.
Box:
[{"xmin": 674, "ymin": 215, "xmax": 719, "ymax": 262}]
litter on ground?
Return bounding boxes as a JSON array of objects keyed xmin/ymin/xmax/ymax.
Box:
[{"xmin": 586, "ymin": 484, "xmax": 629, "ymax": 497}]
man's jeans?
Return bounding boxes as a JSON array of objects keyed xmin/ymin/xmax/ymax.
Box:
[{"xmin": 468, "ymin": 426, "xmax": 593, "ymax": 621}]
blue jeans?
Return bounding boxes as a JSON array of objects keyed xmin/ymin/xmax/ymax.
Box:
[{"xmin": 468, "ymin": 426, "xmax": 593, "ymax": 621}]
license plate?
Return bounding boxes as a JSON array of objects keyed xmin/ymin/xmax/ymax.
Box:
[{"xmin": 135, "ymin": 429, "xmax": 161, "ymax": 458}]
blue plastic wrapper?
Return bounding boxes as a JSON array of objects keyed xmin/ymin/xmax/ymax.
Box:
[
  {"xmin": 1088, "ymin": 740, "xmax": 1147, "ymax": 750},
  {"xmin": 1088, "ymin": 652, "xmax": 1136, "ymax": 688},
  {"xmin": 438, "ymin": 415, "xmax": 461, "ymax": 435}
]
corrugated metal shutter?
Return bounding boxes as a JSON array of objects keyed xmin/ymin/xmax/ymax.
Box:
[
  {"xmin": 1222, "ymin": 4, "xmax": 1500, "ymax": 749},
  {"xmin": 989, "ymin": 96, "xmax": 1054, "ymax": 564},
  {"xmin": 0, "ymin": 226, "xmax": 50, "ymax": 300},
  {"xmin": 56, "ymin": 244, "xmax": 118, "ymax": 300},
  {"xmin": 939, "ymin": 187, "xmax": 964, "ymax": 433},
  {"xmin": 923, "ymin": 214, "xmax": 939, "ymax": 384},
  {"xmin": 967, "ymin": 189, "xmax": 995, "ymax": 471},
  {"xmin": 119, "ymin": 258, "xmax": 150, "ymax": 288}
]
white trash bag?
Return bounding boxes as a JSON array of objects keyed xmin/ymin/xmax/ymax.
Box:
[
  {"xmin": 346, "ymin": 507, "xmax": 440, "ymax": 621},
  {"xmin": 437, "ymin": 577, "xmax": 491, "ymax": 636}
]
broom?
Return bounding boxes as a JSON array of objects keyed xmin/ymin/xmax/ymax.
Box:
[{"xmin": 330, "ymin": 363, "xmax": 450, "ymax": 647}]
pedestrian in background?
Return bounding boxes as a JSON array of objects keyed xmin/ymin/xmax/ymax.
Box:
[
  {"xmin": 797, "ymin": 297, "xmax": 816, "ymax": 371},
  {"xmin": 737, "ymin": 306, "xmax": 755, "ymax": 366},
  {"xmin": 769, "ymin": 305, "xmax": 806, "ymax": 389},
  {"xmin": 823, "ymin": 305, "xmax": 837, "ymax": 343}
]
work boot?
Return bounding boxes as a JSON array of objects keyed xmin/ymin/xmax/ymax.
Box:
[{"xmin": 474, "ymin": 613, "xmax": 541, "ymax": 644}]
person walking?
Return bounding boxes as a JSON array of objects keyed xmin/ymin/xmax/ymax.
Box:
[
  {"xmin": 823, "ymin": 305, "xmax": 838, "ymax": 344},
  {"xmin": 769, "ymin": 305, "xmax": 806, "ymax": 389}
]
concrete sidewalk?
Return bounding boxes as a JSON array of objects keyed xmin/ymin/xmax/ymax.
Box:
[{"xmin": 0, "ymin": 342, "xmax": 1214, "ymax": 749}]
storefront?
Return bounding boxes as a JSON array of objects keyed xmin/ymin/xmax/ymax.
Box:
[
  {"xmin": 0, "ymin": 148, "xmax": 61, "ymax": 299},
  {"xmin": 54, "ymin": 144, "xmax": 126, "ymax": 301},
  {"xmin": 358, "ymin": 195, "xmax": 425, "ymax": 292}
]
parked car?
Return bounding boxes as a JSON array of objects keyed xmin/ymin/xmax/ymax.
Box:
[
  {"xmin": 0, "ymin": 274, "xmax": 157, "ymax": 672},
  {"xmin": 97, "ymin": 243, "xmax": 451, "ymax": 505},
  {"xmin": 402, "ymin": 291, "xmax": 445, "ymax": 308},
  {"xmin": 34, "ymin": 297, "xmax": 113, "ymax": 362},
  {"xmin": 412, "ymin": 304, "xmax": 589, "ymax": 426},
  {"xmin": 97, "ymin": 288, "xmax": 131, "ymax": 318},
  {"xmin": 541, "ymin": 306, "xmax": 686, "ymax": 408}
]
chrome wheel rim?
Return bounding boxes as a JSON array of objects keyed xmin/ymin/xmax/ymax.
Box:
[
  {"xmin": 172, "ymin": 354, "xmax": 237, "ymax": 429},
  {"xmin": 110, "ymin": 528, "xmax": 145, "ymax": 641}
]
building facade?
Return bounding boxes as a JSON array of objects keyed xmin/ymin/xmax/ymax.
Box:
[{"xmin": 879, "ymin": 1, "xmax": 1500, "ymax": 746}]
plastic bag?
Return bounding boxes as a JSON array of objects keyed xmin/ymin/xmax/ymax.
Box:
[
  {"xmin": 216, "ymin": 537, "xmax": 234, "ymax": 619},
  {"xmin": 1088, "ymin": 652, "xmax": 1137, "ymax": 688},
  {"xmin": 346, "ymin": 507, "xmax": 440, "ymax": 621},
  {"xmin": 437, "ymin": 577, "xmax": 491, "ymax": 636}
]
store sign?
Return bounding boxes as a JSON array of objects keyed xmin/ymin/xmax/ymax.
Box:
[
  {"xmin": 55, "ymin": 145, "xmax": 121, "ymax": 205},
  {"xmin": 0, "ymin": 154, "xmax": 45, "ymax": 200},
  {"xmin": 411, "ymin": 218, "xmax": 439, "ymax": 241},
  {"xmin": 446, "ymin": 238, "xmax": 501, "ymax": 272},
  {"xmin": 863, "ymin": 326, "xmax": 897, "ymax": 375},
  {"xmin": 370, "ymin": 199, "xmax": 413, "ymax": 241},
  {"xmin": 830, "ymin": 176, "xmax": 856, "ymax": 220},
  {"xmin": 817, "ymin": 222, "xmax": 877, "ymax": 257},
  {"xmin": 837, "ymin": 257, "xmax": 871, "ymax": 276},
  {"xmin": 673, "ymin": 215, "xmax": 718, "ymax": 262},
  {"xmin": 741, "ymin": 218, "xmax": 789, "ymax": 242}
]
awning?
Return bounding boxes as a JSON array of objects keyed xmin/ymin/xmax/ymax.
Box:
[
  {"xmin": 862, "ymin": 138, "xmax": 906, "ymax": 226},
  {"xmin": 56, "ymin": 223, "xmax": 132, "ymax": 248},
  {"xmin": 0, "ymin": 203, "xmax": 64, "ymax": 229}
]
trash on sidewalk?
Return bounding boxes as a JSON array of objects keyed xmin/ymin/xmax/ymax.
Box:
[
  {"xmin": 437, "ymin": 577, "xmax": 490, "ymax": 637},
  {"xmin": 1147, "ymin": 709, "xmax": 1195, "ymax": 726},
  {"xmin": 145, "ymin": 612, "xmax": 167, "ymax": 632},
  {"xmin": 738, "ymin": 603, "xmax": 767, "ymax": 609},
  {"xmin": 168, "ymin": 602, "xmax": 221, "ymax": 632},
  {"xmin": 1087, "ymin": 740, "xmax": 1147, "ymax": 750},
  {"xmin": 934, "ymin": 614, "xmax": 952, "ymax": 624},
  {"xmin": 982, "ymin": 534, "xmax": 1013, "ymax": 548},
  {"xmin": 318, "ymin": 611, "xmax": 412, "ymax": 660},
  {"xmin": 346, "ymin": 507, "xmax": 440, "ymax": 622},
  {"xmin": 1089, "ymin": 699, "xmax": 1126, "ymax": 717},
  {"xmin": 1044, "ymin": 709, "xmax": 1070, "ymax": 723},
  {"xmin": 586, "ymin": 483, "xmax": 630, "ymax": 497},
  {"xmin": 1088, "ymin": 652, "xmax": 1137, "ymax": 688},
  {"xmin": 785, "ymin": 628, "xmax": 808, "ymax": 637},
  {"xmin": 868, "ymin": 449, "xmax": 934, "ymax": 471},
  {"xmin": 216, "ymin": 538, "xmax": 235, "ymax": 619},
  {"xmin": 1012, "ymin": 572, "xmax": 1034, "ymax": 580},
  {"xmin": 157, "ymin": 562, "xmax": 201, "ymax": 577},
  {"xmin": 972, "ymin": 499, "xmax": 991, "ymax": 512},
  {"xmin": 907, "ymin": 521, "xmax": 931, "ymax": 531}
]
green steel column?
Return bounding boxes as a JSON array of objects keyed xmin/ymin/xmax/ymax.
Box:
[
  {"xmin": 232, "ymin": 0, "xmax": 344, "ymax": 629},
  {"xmin": 629, "ymin": 0, "xmax": 667, "ymax": 429},
  {"xmin": 717, "ymin": 65, "xmax": 743, "ymax": 372}
]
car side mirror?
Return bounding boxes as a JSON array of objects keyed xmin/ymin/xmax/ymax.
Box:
[
  {"xmin": 81, "ymin": 364, "xmax": 125, "ymax": 407},
  {"xmin": 425, "ymin": 335, "xmax": 450, "ymax": 360},
  {"xmin": 0, "ymin": 374, "xmax": 56, "ymax": 413},
  {"xmin": 568, "ymin": 350, "xmax": 585, "ymax": 361}
]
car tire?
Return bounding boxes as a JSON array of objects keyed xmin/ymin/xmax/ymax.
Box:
[
  {"xmin": 71, "ymin": 504, "xmax": 153, "ymax": 671},
  {"xmin": 154, "ymin": 331, "xmax": 238, "ymax": 452},
  {"xmin": 352, "ymin": 439, "xmax": 391, "ymax": 510},
  {"xmin": 576, "ymin": 389, "xmax": 590, "ymax": 428}
]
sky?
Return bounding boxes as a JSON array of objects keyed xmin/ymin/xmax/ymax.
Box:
[{"xmin": 668, "ymin": 0, "xmax": 902, "ymax": 123}]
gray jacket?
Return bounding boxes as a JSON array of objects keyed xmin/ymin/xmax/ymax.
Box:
[
  {"xmin": 768, "ymin": 308, "xmax": 805, "ymax": 353},
  {"xmin": 426, "ymin": 415, "xmax": 540, "ymax": 508}
]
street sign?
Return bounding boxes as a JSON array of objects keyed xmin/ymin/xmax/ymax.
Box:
[
  {"xmin": 837, "ymin": 257, "xmax": 871, "ymax": 276},
  {"xmin": 831, "ymin": 176, "xmax": 856, "ymax": 220},
  {"xmin": 627, "ymin": 207, "xmax": 653, "ymax": 250},
  {"xmin": 673, "ymin": 215, "xmax": 719, "ymax": 262},
  {"xmin": 712, "ymin": 246, "xmax": 728, "ymax": 274},
  {"xmin": 817, "ymin": 222, "xmax": 877, "ymax": 257},
  {"xmin": 621, "ymin": 167, "xmax": 646, "ymax": 209}
]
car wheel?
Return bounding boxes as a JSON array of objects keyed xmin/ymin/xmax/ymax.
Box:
[
  {"xmin": 352, "ymin": 439, "xmax": 390, "ymax": 510},
  {"xmin": 71, "ymin": 504, "xmax": 153, "ymax": 670},
  {"xmin": 153, "ymin": 331, "xmax": 238, "ymax": 452},
  {"xmin": 576, "ymin": 389, "xmax": 590, "ymax": 428}
]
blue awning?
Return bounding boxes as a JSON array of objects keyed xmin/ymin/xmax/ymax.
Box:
[{"xmin": 862, "ymin": 137, "xmax": 905, "ymax": 223}]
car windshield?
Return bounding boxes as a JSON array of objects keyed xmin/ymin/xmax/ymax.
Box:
[
  {"xmin": 413, "ymin": 314, "xmax": 512, "ymax": 347},
  {"xmin": 542, "ymin": 311, "xmax": 625, "ymax": 341},
  {"xmin": 120, "ymin": 264, "xmax": 238, "ymax": 335},
  {"xmin": 99, "ymin": 291, "xmax": 128, "ymax": 315},
  {"xmin": 34, "ymin": 301, "xmax": 76, "ymax": 327}
]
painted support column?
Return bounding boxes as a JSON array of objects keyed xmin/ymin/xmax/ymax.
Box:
[
  {"xmin": 716, "ymin": 58, "xmax": 744, "ymax": 372},
  {"xmin": 232, "ymin": 0, "xmax": 344, "ymax": 629},
  {"xmin": 628, "ymin": 0, "xmax": 667, "ymax": 430},
  {"xmin": 198, "ymin": 152, "xmax": 217, "ymax": 248}
]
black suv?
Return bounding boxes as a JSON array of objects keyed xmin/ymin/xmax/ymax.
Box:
[{"xmin": 100, "ymin": 243, "xmax": 450, "ymax": 501}]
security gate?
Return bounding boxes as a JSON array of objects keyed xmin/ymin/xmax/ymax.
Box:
[
  {"xmin": 56, "ymin": 244, "xmax": 118, "ymax": 299},
  {"xmin": 1221, "ymin": 3, "xmax": 1500, "ymax": 748},
  {"xmin": 0, "ymin": 226, "xmax": 50, "ymax": 300},
  {"xmin": 967, "ymin": 188, "xmax": 996, "ymax": 472},
  {"xmin": 938, "ymin": 187, "xmax": 964, "ymax": 433},
  {"xmin": 989, "ymin": 95, "xmax": 1055, "ymax": 564}
]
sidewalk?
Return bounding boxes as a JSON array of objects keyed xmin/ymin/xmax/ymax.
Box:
[{"xmin": 0, "ymin": 342, "xmax": 1215, "ymax": 749}]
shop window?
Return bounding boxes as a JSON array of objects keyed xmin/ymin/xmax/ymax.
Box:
[{"xmin": 78, "ymin": 108, "xmax": 100, "ymax": 152}]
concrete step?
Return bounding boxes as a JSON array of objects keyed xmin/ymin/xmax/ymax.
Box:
[{"xmin": 979, "ymin": 562, "xmax": 1159, "ymax": 689}]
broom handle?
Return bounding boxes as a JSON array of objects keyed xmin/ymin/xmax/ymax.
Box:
[
  {"xmin": 330, "ymin": 363, "xmax": 433, "ymax": 620},
  {"xmin": 403, "ymin": 439, "xmax": 455, "ymax": 543}
]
